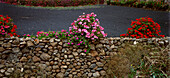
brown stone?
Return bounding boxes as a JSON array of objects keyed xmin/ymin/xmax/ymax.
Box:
[
  {"xmin": 40, "ymin": 53, "xmax": 51, "ymax": 61},
  {"xmin": 33, "ymin": 56, "xmax": 41, "ymax": 62},
  {"xmin": 20, "ymin": 57, "xmax": 28, "ymax": 62},
  {"xmin": 50, "ymin": 42, "xmax": 57, "ymax": 47},
  {"xmin": 56, "ymin": 73, "xmax": 64, "ymax": 78},
  {"xmin": 0, "ymin": 47, "xmax": 5, "ymax": 52},
  {"xmin": 90, "ymin": 50, "xmax": 98, "ymax": 57},
  {"xmin": 35, "ymin": 47, "xmax": 41, "ymax": 51},
  {"xmin": 34, "ymin": 39, "xmax": 39, "ymax": 44}
]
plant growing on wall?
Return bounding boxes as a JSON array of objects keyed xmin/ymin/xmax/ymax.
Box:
[
  {"xmin": 120, "ymin": 17, "xmax": 165, "ymax": 38},
  {"xmin": 0, "ymin": 15, "xmax": 19, "ymax": 37}
]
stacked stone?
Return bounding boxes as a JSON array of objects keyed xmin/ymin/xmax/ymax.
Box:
[{"xmin": 0, "ymin": 37, "xmax": 169, "ymax": 78}]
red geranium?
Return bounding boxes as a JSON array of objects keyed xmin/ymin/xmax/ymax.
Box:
[
  {"xmin": 120, "ymin": 17, "xmax": 165, "ymax": 38},
  {"xmin": 0, "ymin": 15, "xmax": 19, "ymax": 37}
]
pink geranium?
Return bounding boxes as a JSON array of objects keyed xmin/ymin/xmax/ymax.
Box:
[
  {"xmin": 84, "ymin": 25, "xmax": 89, "ymax": 29},
  {"xmin": 92, "ymin": 30, "xmax": 96, "ymax": 33}
]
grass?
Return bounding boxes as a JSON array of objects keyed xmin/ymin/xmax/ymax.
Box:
[{"xmin": 105, "ymin": 42, "xmax": 169, "ymax": 78}]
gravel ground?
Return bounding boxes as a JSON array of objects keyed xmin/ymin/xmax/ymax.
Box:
[{"xmin": 0, "ymin": 3, "xmax": 169, "ymax": 37}]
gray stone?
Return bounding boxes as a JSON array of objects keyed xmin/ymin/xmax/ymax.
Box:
[
  {"xmin": 93, "ymin": 72, "xmax": 100, "ymax": 77},
  {"xmin": 12, "ymin": 47, "xmax": 20, "ymax": 53},
  {"xmin": 90, "ymin": 64, "xmax": 97, "ymax": 69},
  {"xmin": 90, "ymin": 44, "xmax": 95, "ymax": 50},
  {"xmin": 46, "ymin": 66, "xmax": 52, "ymax": 71},
  {"xmin": 20, "ymin": 41, "xmax": 26, "ymax": 45},
  {"xmin": 22, "ymin": 48, "xmax": 29, "ymax": 53},
  {"xmin": 64, "ymin": 72, "xmax": 69, "ymax": 77},
  {"xmin": 96, "ymin": 44, "xmax": 103, "ymax": 48},
  {"xmin": 56, "ymin": 73, "xmax": 64, "ymax": 78},
  {"xmin": 91, "ymin": 70, "xmax": 96, "ymax": 73},
  {"xmin": 40, "ymin": 53, "xmax": 51, "ymax": 61},
  {"xmin": 96, "ymin": 62, "xmax": 104, "ymax": 67},
  {"xmin": 68, "ymin": 55, "xmax": 74, "ymax": 59},
  {"xmin": 55, "ymin": 39, "xmax": 60, "ymax": 42},
  {"xmin": 7, "ymin": 68, "xmax": 14, "ymax": 73},
  {"xmin": 50, "ymin": 42, "xmax": 57, "ymax": 47},
  {"xmin": 53, "ymin": 65, "xmax": 59, "ymax": 69},
  {"xmin": 5, "ymin": 72, "xmax": 10, "ymax": 76},
  {"xmin": 66, "ymin": 69, "xmax": 72, "ymax": 72},
  {"xmin": 0, "ymin": 65, "xmax": 5, "ymax": 69},
  {"xmin": 72, "ymin": 52, "xmax": 78, "ymax": 56},
  {"xmin": 27, "ymin": 41, "xmax": 34, "ymax": 47},
  {"xmin": 0, "ymin": 41, "xmax": 3, "ymax": 45},
  {"xmin": 59, "ymin": 42, "xmax": 63, "ymax": 45},
  {"xmin": 96, "ymin": 68, "xmax": 103, "ymax": 71},
  {"xmin": 25, "ymin": 70, "xmax": 32, "ymax": 74},
  {"xmin": 38, "ymin": 64, "xmax": 47, "ymax": 70},
  {"xmin": 63, "ymin": 43, "xmax": 68, "ymax": 47},
  {"xmin": 0, "ymin": 69, "xmax": 5, "ymax": 73},
  {"xmin": 0, "ymin": 73, "xmax": 4, "ymax": 77},
  {"xmin": 3, "ymin": 50, "xmax": 12, "ymax": 54},
  {"xmin": 88, "ymin": 73, "xmax": 93, "ymax": 77},
  {"xmin": 3, "ymin": 43, "xmax": 11, "ymax": 48},
  {"xmin": 110, "ymin": 45, "xmax": 115, "ymax": 49},
  {"xmin": 49, "ymin": 38, "xmax": 54, "ymax": 42},
  {"xmin": 77, "ymin": 49, "xmax": 82, "ymax": 53}
]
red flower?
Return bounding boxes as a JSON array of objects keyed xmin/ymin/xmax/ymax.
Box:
[
  {"xmin": 135, "ymin": 30, "xmax": 138, "ymax": 32},
  {"xmin": 13, "ymin": 25, "xmax": 17, "ymax": 29}
]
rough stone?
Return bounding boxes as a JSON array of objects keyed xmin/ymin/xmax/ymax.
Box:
[
  {"xmin": 20, "ymin": 57, "xmax": 28, "ymax": 62},
  {"xmin": 56, "ymin": 73, "xmax": 64, "ymax": 78},
  {"xmin": 53, "ymin": 65, "xmax": 59, "ymax": 69},
  {"xmin": 68, "ymin": 55, "xmax": 73, "ymax": 59},
  {"xmin": 100, "ymin": 70, "xmax": 106, "ymax": 76},
  {"xmin": 5, "ymin": 72, "xmax": 10, "ymax": 76},
  {"xmin": 0, "ymin": 47, "xmax": 5, "ymax": 52},
  {"xmin": 90, "ymin": 44, "xmax": 95, "ymax": 50},
  {"xmin": 49, "ymin": 38, "xmax": 54, "ymax": 42},
  {"xmin": 27, "ymin": 41, "xmax": 34, "ymax": 47},
  {"xmin": 12, "ymin": 47, "xmax": 20, "ymax": 53},
  {"xmin": 64, "ymin": 72, "xmax": 69, "ymax": 77},
  {"xmin": 90, "ymin": 64, "xmax": 97, "ymax": 69},
  {"xmin": 72, "ymin": 52, "xmax": 78, "ymax": 56},
  {"xmin": 32, "ymin": 56, "xmax": 41, "ymax": 62},
  {"xmin": 3, "ymin": 43, "xmax": 11, "ymax": 48},
  {"xmin": 0, "ymin": 69, "xmax": 5, "ymax": 73},
  {"xmin": 91, "ymin": 50, "xmax": 98, "ymax": 57},
  {"xmin": 96, "ymin": 44, "xmax": 103, "ymax": 48},
  {"xmin": 38, "ymin": 64, "xmax": 47, "ymax": 70},
  {"xmin": 7, "ymin": 68, "xmax": 14, "ymax": 73},
  {"xmin": 40, "ymin": 53, "xmax": 51, "ymax": 60},
  {"xmin": 96, "ymin": 62, "xmax": 104, "ymax": 67},
  {"xmin": 20, "ymin": 41, "xmax": 26, "ymax": 45},
  {"xmin": 96, "ymin": 68, "xmax": 103, "ymax": 71},
  {"xmin": 110, "ymin": 45, "xmax": 115, "ymax": 49},
  {"xmin": 88, "ymin": 73, "xmax": 93, "ymax": 77},
  {"xmin": 0, "ymin": 65, "xmax": 4, "ymax": 69},
  {"xmin": 61, "ymin": 65, "xmax": 67, "ymax": 69},
  {"xmin": 22, "ymin": 48, "xmax": 29, "ymax": 53},
  {"xmin": 93, "ymin": 72, "xmax": 100, "ymax": 77},
  {"xmin": 50, "ymin": 42, "xmax": 57, "ymax": 47}
]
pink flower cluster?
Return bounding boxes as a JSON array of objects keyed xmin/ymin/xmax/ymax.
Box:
[{"xmin": 69, "ymin": 12, "xmax": 107, "ymax": 41}]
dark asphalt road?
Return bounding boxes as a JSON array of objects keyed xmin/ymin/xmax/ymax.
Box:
[{"xmin": 0, "ymin": 3, "xmax": 169, "ymax": 37}]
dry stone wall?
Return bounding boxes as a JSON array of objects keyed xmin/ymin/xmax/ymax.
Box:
[{"xmin": 0, "ymin": 37, "xmax": 169, "ymax": 78}]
